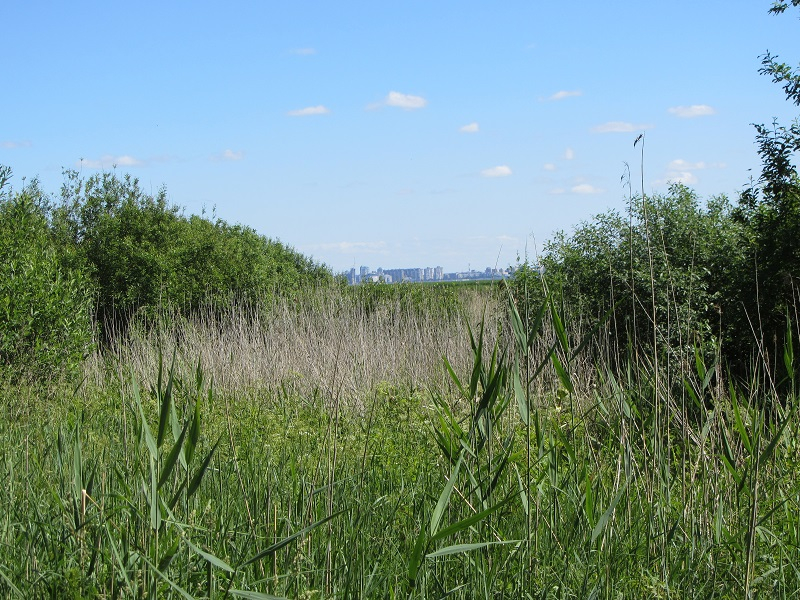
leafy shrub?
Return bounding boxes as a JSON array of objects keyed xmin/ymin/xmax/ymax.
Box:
[
  {"xmin": 52, "ymin": 169, "xmax": 333, "ymax": 328},
  {"xmin": 519, "ymin": 184, "xmax": 748, "ymax": 370},
  {"xmin": 0, "ymin": 167, "xmax": 93, "ymax": 379}
]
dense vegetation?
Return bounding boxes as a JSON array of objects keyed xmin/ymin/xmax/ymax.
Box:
[
  {"xmin": 1, "ymin": 2, "xmax": 799, "ymax": 598},
  {"xmin": 0, "ymin": 166, "xmax": 332, "ymax": 378}
]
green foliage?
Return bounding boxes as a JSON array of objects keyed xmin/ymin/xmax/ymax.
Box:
[
  {"xmin": 0, "ymin": 167, "xmax": 93, "ymax": 379},
  {"xmin": 527, "ymin": 184, "xmax": 748, "ymax": 369},
  {"xmin": 732, "ymin": 2, "xmax": 800, "ymax": 380},
  {"xmin": 51, "ymin": 169, "xmax": 332, "ymax": 327},
  {"xmin": 346, "ymin": 280, "xmax": 462, "ymax": 320}
]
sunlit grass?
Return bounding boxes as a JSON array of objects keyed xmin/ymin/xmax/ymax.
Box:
[{"xmin": 2, "ymin": 284, "xmax": 800, "ymax": 598}]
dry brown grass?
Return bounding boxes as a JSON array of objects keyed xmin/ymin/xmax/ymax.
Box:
[{"xmin": 85, "ymin": 285, "xmax": 509, "ymax": 405}]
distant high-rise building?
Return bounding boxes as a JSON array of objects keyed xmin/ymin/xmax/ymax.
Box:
[
  {"xmin": 424, "ymin": 267, "xmax": 433, "ymax": 281},
  {"xmin": 360, "ymin": 265, "xmax": 369, "ymax": 278},
  {"xmin": 434, "ymin": 266, "xmax": 444, "ymax": 281}
]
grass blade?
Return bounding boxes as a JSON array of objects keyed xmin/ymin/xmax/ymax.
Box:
[
  {"xmin": 431, "ymin": 455, "xmax": 462, "ymax": 537},
  {"xmin": 426, "ymin": 540, "xmax": 520, "ymax": 558}
]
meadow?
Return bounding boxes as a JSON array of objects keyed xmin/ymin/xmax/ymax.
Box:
[{"xmin": 2, "ymin": 275, "xmax": 800, "ymax": 599}]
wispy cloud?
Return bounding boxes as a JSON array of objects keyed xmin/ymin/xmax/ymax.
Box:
[
  {"xmin": 564, "ymin": 147, "xmax": 575, "ymax": 160},
  {"xmin": 287, "ymin": 105, "xmax": 330, "ymax": 117},
  {"xmin": 667, "ymin": 159, "xmax": 707, "ymax": 171},
  {"xmin": 668, "ymin": 104, "xmax": 716, "ymax": 118},
  {"xmin": 572, "ymin": 183, "xmax": 603, "ymax": 194},
  {"xmin": 549, "ymin": 188, "xmax": 566, "ymax": 195},
  {"xmin": 481, "ymin": 165, "xmax": 512, "ymax": 178},
  {"xmin": 543, "ymin": 163, "xmax": 557, "ymax": 171},
  {"xmin": 664, "ymin": 172, "xmax": 698, "ymax": 185},
  {"xmin": 460, "ymin": 122, "xmax": 479, "ymax": 133},
  {"xmin": 1, "ymin": 140, "xmax": 32, "ymax": 149},
  {"xmin": 654, "ymin": 157, "xmax": 726, "ymax": 186},
  {"xmin": 212, "ymin": 149, "xmax": 244, "ymax": 161},
  {"xmin": 547, "ymin": 90, "xmax": 582, "ymax": 101},
  {"xmin": 79, "ymin": 155, "xmax": 144, "ymax": 169},
  {"xmin": 591, "ymin": 121, "xmax": 654, "ymax": 133},
  {"xmin": 369, "ymin": 91, "xmax": 427, "ymax": 110},
  {"xmin": 496, "ymin": 234, "xmax": 519, "ymax": 243},
  {"xmin": 290, "ymin": 47, "xmax": 316, "ymax": 55}
]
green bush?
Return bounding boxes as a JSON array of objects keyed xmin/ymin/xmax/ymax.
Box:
[
  {"xmin": 0, "ymin": 167, "xmax": 93, "ymax": 379},
  {"xmin": 52, "ymin": 169, "xmax": 333, "ymax": 327},
  {"xmin": 521, "ymin": 184, "xmax": 749, "ymax": 369}
]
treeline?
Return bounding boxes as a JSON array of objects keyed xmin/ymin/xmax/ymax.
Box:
[
  {"xmin": 0, "ymin": 166, "xmax": 332, "ymax": 378},
  {"xmin": 515, "ymin": 184, "xmax": 787, "ymax": 375},
  {"xmin": 516, "ymin": 157, "xmax": 799, "ymax": 384}
]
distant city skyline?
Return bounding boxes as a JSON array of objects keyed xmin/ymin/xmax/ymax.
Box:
[
  {"xmin": 346, "ymin": 264, "xmax": 512, "ymax": 284},
  {"xmin": 2, "ymin": 1, "xmax": 797, "ymax": 274}
]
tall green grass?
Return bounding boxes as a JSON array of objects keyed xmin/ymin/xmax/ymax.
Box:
[{"xmin": 2, "ymin": 284, "xmax": 800, "ymax": 597}]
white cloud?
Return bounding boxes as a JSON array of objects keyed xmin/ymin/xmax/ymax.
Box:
[
  {"xmin": 287, "ymin": 105, "xmax": 330, "ymax": 116},
  {"xmin": 481, "ymin": 165, "xmax": 512, "ymax": 178},
  {"xmin": 667, "ymin": 159, "xmax": 707, "ymax": 171},
  {"xmin": 1, "ymin": 140, "xmax": 31, "ymax": 149},
  {"xmin": 290, "ymin": 47, "xmax": 316, "ymax": 55},
  {"xmin": 548, "ymin": 90, "xmax": 582, "ymax": 101},
  {"xmin": 671, "ymin": 172, "xmax": 698, "ymax": 184},
  {"xmin": 668, "ymin": 104, "xmax": 716, "ymax": 118},
  {"xmin": 80, "ymin": 154, "xmax": 143, "ymax": 169},
  {"xmin": 216, "ymin": 149, "xmax": 244, "ymax": 161},
  {"xmin": 564, "ymin": 147, "xmax": 575, "ymax": 160},
  {"xmin": 460, "ymin": 122, "xmax": 479, "ymax": 133},
  {"xmin": 655, "ymin": 157, "xmax": 725, "ymax": 186},
  {"xmin": 591, "ymin": 121, "xmax": 654, "ymax": 133},
  {"xmin": 572, "ymin": 184, "xmax": 603, "ymax": 194},
  {"xmin": 381, "ymin": 91, "xmax": 427, "ymax": 110},
  {"xmin": 543, "ymin": 163, "xmax": 557, "ymax": 171}
]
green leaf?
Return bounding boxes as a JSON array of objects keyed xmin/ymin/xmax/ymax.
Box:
[
  {"xmin": 426, "ymin": 540, "xmax": 520, "ymax": 558},
  {"xmin": 506, "ymin": 287, "xmax": 528, "ymax": 356},
  {"xmin": 759, "ymin": 402, "xmax": 797, "ymax": 464},
  {"xmin": 431, "ymin": 496, "xmax": 513, "ymax": 543},
  {"xmin": 514, "ymin": 464, "xmax": 529, "ymax": 514},
  {"xmin": 443, "ymin": 356, "xmax": 466, "ymax": 399},
  {"xmin": 591, "ymin": 482, "xmax": 627, "ymax": 543},
  {"xmin": 731, "ymin": 392, "xmax": 752, "ymax": 455},
  {"xmin": 158, "ymin": 538, "xmax": 181, "ymax": 572},
  {"xmin": 551, "ymin": 352, "xmax": 573, "ymax": 394},
  {"xmin": 229, "ymin": 592, "xmax": 289, "ymax": 600},
  {"xmin": 0, "ymin": 567, "xmax": 25, "ymax": 597},
  {"xmin": 185, "ymin": 390, "xmax": 203, "ymax": 467},
  {"xmin": 157, "ymin": 349, "xmax": 177, "ymax": 449},
  {"xmin": 139, "ymin": 554, "xmax": 196, "ymax": 600},
  {"xmin": 158, "ymin": 417, "xmax": 190, "ymax": 490},
  {"xmin": 407, "ymin": 523, "xmax": 427, "ymax": 589},
  {"xmin": 135, "ymin": 376, "xmax": 158, "ymax": 461},
  {"xmin": 431, "ymin": 455, "xmax": 462, "ymax": 537},
  {"xmin": 187, "ymin": 438, "xmax": 219, "ymax": 500},
  {"xmin": 549, "ymin": 298, "xmax": 570, "ymax": 356},
  {"xmin": 241, "ymin": 509, "xmax": 345, "ymax": 567},
  {"xmin": 185, "ymin": 537, "xmax": 234, "ymax": 572}
]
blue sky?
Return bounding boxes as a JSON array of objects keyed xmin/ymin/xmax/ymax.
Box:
[{"xmin": 2, "ymin": 1, "xmax": 799, "ymax": 272}]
